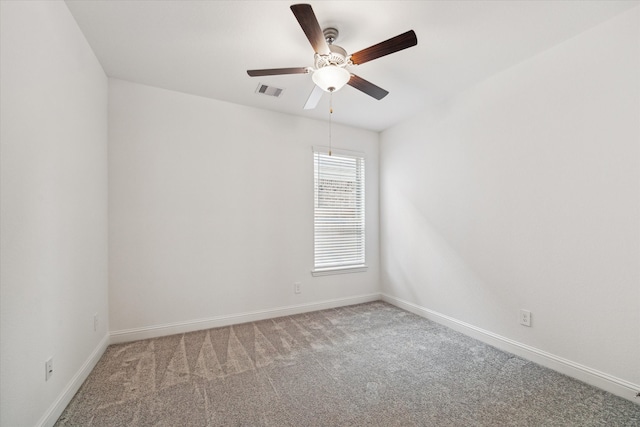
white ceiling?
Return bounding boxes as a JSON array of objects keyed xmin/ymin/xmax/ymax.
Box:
[{"xmin": 65, "ymin": 0, "xmax": 638, "ymax": 132}]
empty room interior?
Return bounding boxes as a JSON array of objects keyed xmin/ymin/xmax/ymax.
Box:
[{"xmin": 1, "ymin": 0, "xmax": 639, "ymax": 426}]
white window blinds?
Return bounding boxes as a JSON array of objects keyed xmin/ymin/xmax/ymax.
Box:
[{"xmin": 313, "ymin": 150, "xmax": 365, "ymax": 273}]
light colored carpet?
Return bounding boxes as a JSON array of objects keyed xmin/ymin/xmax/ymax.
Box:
[{"xmin": 56, "ymin": 301, "xmax": 640, "ymax": 426}]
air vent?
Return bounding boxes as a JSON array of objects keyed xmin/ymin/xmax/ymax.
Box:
[{"xmin": 256, "ymin": 83, "xmax": 284, "ymax": 98}]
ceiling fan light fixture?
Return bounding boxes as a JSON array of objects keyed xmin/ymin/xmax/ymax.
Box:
[
  {"xmin": 247, "ymin": 4, "xmax": 418, "ymax": 106},
  {"xmin": 312, "ymin": 66, "xmax": 350, "ymax": 93}
]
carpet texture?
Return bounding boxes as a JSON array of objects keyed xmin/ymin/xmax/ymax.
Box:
[{"xmin": 56, "ymin": 301, "xmax": 640, "ymax": 426}]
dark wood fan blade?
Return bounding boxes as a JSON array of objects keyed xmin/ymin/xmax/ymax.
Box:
[
  {"xmin": 347, "ymin": 74, "xmax": 389, "ymax": 100},
  {"xmin": 350, "ymin": 30, "xmax": 417, "ymax": 65},
  {"xmin": 247, "ymin": 67, "xmax": 309, "ymax": 77},
  {"xmin": 290, "ymin": 4, "xmax": 330, "ymax": 55}
]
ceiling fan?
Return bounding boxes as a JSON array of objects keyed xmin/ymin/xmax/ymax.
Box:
[{"xmin": 247, "ymin": 4, "xmax": 418, "ymax": 109}]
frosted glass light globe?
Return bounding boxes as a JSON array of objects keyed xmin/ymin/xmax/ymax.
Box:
[{"xmin": 312, "ymin": 66, "xmax": 350, "ymax": 92}]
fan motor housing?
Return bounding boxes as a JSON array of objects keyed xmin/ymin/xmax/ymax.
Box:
[{"xmin": 315, "ymin": 44, "xmax": 349, "ymax": 69}]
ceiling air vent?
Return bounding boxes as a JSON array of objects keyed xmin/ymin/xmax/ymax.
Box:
[{"xmin": 256, "ymin": 83, "xmax": 284, "ymax": 98}]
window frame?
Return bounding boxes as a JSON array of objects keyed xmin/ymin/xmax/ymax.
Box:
[{"xmin": 311, "ymin": 146, "xmax": 367, "ymax": 276}]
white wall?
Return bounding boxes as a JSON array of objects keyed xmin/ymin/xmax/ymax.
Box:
[
  {"xmin": 380, "ymin": 5, "xmax": 639, "ymax": 397},
  {"xmin": 0, "ymin": 1, "xmax": 109, "ymax": 426},
  {"xmin": 108, "ymin": 79, "xmax": 379, "ymax": 335}
]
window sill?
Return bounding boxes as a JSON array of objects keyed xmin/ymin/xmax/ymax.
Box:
[{"xmin": 311, "ymin": 265, "xmax": 368, "ymax": 277}]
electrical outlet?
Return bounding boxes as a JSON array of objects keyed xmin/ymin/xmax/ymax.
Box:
[
  {"xmin": 45, "ymin": 358, "xmax": 53, "ymax": 381},
  {"xmin": 520, "ymin": 309, "xmax": 531, "ymax": 327},
  {"xmin": 294, "ymin": 282, "xmax": 301, "ymax": 294},
  {"xmin": 94, "ymin": 313, "xmax": 98, "ymax": 332}
]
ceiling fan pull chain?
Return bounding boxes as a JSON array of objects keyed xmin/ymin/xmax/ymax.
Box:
[{"xmin": 329, "ymin": 90, "xmax": 333, "ymax": 156}]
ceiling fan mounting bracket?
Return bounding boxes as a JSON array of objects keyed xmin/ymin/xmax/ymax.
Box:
[{"xmin": 323, "ymin": 27, "xmax": 339, "ymax": 45}]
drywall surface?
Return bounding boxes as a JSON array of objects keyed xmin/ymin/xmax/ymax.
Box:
[
  {"xmin": 0, "ymin": 1, "xmax": 109, "ymax": 426},
  {"xmin": 381, "ymin": 7, "xmax": 639, "ymax": 387},
  {"xmin": 108, "ymin": 79, "xmax": 380, "ymax": 333}
]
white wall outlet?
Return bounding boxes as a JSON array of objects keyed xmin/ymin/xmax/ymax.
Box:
[
  {"xmin": 94, "ymin": 313, "xmax": 98, "ymax": 331},
  {"xmin": 294, "ymin": 282, "xmax": 301, "ymax": 294},
  {"xmin": 45, "ymin": 358, "xmax": 53, "ymax": 381},
  {"xmin": 520, "ymin": 309, "xmax": 532, "ymax": 327}
]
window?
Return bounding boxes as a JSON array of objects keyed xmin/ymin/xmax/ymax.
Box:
[{"xmin": 312, "ymin": 148, "xmax": 366, "ymax": 275}]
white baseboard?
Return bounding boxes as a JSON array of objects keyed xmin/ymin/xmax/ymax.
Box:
[
  {"xmin": 110, "ymin": 293, "xmax": 382, "ymax": 344},
  {"xmin": 38, "ymin": 334, "xmax": 110, "ymax": 427},
  {"xmin": 381, "ymin": 293, "xmax": 640, "ymax": 405}
]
